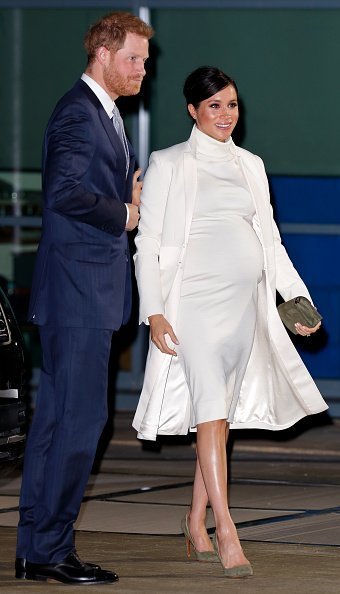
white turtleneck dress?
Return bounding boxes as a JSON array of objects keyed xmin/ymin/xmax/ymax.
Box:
[{"xmin": 176, "ymin": 128, "xmax": 264, "ymax": 427}]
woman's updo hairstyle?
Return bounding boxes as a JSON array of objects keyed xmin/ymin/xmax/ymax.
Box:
[{"xmin": 183, "ymin": 66, "xmax": 238, "ymax": 109}]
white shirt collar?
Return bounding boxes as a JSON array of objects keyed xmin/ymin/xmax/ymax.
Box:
[{"xmin": 81, "ymin": 73, "xmax": 115, "ymax": 118}]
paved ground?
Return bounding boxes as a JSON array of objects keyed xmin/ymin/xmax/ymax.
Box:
[{"xmin": 0, "ymin": 411, "xmax": 339, "ymax": 593}]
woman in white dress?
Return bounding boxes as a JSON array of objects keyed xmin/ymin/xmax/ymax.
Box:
[{"xmin": 133, "ymin": 67, "xmax": 326, "ymax": 577}]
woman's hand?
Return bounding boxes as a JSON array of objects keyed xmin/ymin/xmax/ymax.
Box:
[
  {"xmin": 132, "ymin": 167, "xmax": 143, "ymax": 207},
  {"xmin": 295, "ymin": 321, "xmax": 322, "ymax": 337},
  {"xmin": 148, "ymin": 314, "xmax": 179, "ymax": 356}
]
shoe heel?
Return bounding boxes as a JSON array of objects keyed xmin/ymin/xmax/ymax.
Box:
[
  {"xmin": 15, "ymin": 569, "xmax": 26, "ymax": 580},
  {"xmin": 181, "ymin": 513, "xmax": 218, "ymax": 562},
  {"xmin": 15, "ymin": 558, "xmax": 26, "ymax": 580}
]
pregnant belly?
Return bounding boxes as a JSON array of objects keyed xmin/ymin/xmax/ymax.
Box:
[{"xmin": 182, "ymin": 218, "xmax": 264, "ymax": 292}]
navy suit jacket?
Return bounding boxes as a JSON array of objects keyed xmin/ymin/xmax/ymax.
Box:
[{"xmin": 29, "ymin": 80, "xmax": 135, "ymax": 330}]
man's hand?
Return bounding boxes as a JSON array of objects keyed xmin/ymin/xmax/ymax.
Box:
[
  {"xmin": 132, "ymin": 167, "xmax": 143, "ymax": 207},
  {"xmin": 125, "ymin": 203, "xmax": 140, "ymax": 231},
  {"xmin": 149, "ymin": 314, "xmax": 179, "ymax": 356},
  {"xmin": 125, "ymin": 168, "xmax": 142, "ymax": 231}
]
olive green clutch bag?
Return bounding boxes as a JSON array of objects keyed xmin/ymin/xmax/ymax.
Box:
[{"xmin": 277, "ymin": 296, "xmax": 322, "ymax": 335}]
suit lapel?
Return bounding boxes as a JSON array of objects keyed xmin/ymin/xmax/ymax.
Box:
[
  {"xmin": 99, "ymin": 108, "xmax": 126, "ymax": 164},
  {"xmin": 77, "ymin": 80, "xmax": 128, "ymax": 166},
  {"xmin": 124, "ymin": 149, "xmax": 136, "ymax": 202}
]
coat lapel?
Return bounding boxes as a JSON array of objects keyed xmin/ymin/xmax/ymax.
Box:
[
  {"xmin": 239, "ymin": 157, "xmax": 271, "ymax": 241},
  {"xmin": 77, "ymin": 79, "xmax": 126, "ymax": 163},
  {"xmin": 99, "ymin": 108, "xmax": 126, "ymax": 164},
  {"xmin": 236, "ymin": 150, "xmax": 277, "ymax": 293},
  {"xmin": 183, "ymin": 152, "xmax": 197, "ymax": 242},
  {"xmin": 182, "ymin": 127, "xmax": 200, "ymax": 242},
  {"xmin": 99, "ymin": 108, "xmax": 136, "ymax": 203}
]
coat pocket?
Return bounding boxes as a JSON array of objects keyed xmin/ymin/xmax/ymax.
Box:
[{"xmin": 56, "ymin": 242, "xmax": 116, "ymax": 264}]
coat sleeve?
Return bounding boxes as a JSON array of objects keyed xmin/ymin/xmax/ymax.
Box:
[
  {"xmin": 43, "ymin": 102, "xmax": 127, "ymax": 236},
  {"xmin": 134, "ymin": 151, "xmax": 171, "ymax": 324},
  {"xmin": 255, "ymin": 156, "xmax": 313, "ymax": 303}
]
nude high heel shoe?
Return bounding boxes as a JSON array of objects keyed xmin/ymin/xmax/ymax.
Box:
[
  {"xmin": 212, "ymin": 532, "xmax": 253, "ymax": 578},
  {"xmin": 181, "ymin": 513, "xmax": 219, "ymax": 562}
]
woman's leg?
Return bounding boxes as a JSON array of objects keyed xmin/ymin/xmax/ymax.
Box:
[
  {"xmin": 187, "ymin": 456, "xmax": 214, "ymax": 552},
  {"xmin": 196, "ymin": 419, "xmax": 249, "ymax": 569}
]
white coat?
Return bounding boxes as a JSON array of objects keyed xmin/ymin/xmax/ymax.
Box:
[{"xmin": 133, "ymin": 127, "xmax": 328, "ymax": 441}]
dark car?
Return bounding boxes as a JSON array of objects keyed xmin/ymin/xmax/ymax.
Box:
[{"xmin": 0, "ymin": 286, "xmax": 27, "ymax": 475}]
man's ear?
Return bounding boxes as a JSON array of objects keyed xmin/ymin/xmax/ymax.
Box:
[
  {"xmin": 187, "ymin": 104, "xmax": 197, "ymax": 120},
  {"xmin": 96, "ymin": 46, "xmax": 110, "ymax": 66}
]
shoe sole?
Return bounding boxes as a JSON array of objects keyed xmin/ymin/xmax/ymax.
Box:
[{"xmin": 25, "ymin": 573, "xmax": 119, "ymax": 584}]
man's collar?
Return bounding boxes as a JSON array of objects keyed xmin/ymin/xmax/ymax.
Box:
[{"xmin": 81, "ymin": 73, "xmax": 114, "ymax": 118}]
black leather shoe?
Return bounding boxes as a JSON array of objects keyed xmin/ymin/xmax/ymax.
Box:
[
  {"xmin": 15, "ymin": 552, "xmax": 101, "ymax": 579},
  {"xmin": 15, "ymin": 557, "xmax": 27, "ymax": 580},
  {"xmin": 16, "ymin": 552, "xmax": 111, "ymax": 583}
]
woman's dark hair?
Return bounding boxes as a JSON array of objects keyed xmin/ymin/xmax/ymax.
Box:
[{"xmin": 183, "ymin": 66, "xmax": 238, "ymax": 109}]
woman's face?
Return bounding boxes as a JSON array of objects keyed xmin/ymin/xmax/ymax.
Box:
[{"xmin": 188, "ymin": 85, "xmax": 239, "ymax": 142}]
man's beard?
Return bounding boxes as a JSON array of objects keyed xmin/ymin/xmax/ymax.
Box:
[{"xmin": 103, "ymin": 67, "xmax": 142, "ymax": 97}]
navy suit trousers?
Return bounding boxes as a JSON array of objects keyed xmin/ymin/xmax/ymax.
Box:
[{"xmin": 16, "ymin": 325, "xmax": 113, "ymax": 563}]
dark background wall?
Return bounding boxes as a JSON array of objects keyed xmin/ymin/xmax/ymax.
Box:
[
  {"xmin": 149, "ymin": 8, "xmax": 340, "ymax": 175},
  {"xmin": 1, "ymin": 8, "xmax": 340, "ymax": 174},
  {"xmin": 0, "ymin": 8, "xmax": 112, "ymax": 170}
]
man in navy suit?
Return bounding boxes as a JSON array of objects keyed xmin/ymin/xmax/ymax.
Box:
[{"xmin": 15, "ymin": 12, "xmax": 153, "ymax": 585}]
